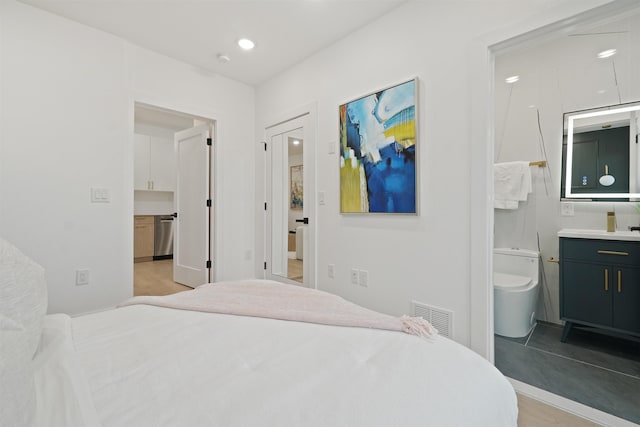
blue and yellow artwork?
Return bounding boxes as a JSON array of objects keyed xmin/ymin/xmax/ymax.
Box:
[{"xmin": 339, "ymin": 79, "xmax": 417, "ymax": 213}]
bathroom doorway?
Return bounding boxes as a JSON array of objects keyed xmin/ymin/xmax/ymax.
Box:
[{"xmin": 491, "ymin": 6, "xmax": 640, "ymax": 424}]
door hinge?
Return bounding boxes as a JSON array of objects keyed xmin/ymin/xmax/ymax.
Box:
[
  {"xmin": 206, "ymin": 199, "xmax": 212, "ymax": 207},
  {"xmin": 264, "ymin": 202, "xmax": 267, "ymax": 211},
  {"xmin": 207, "ymin": 137, "xmax": 212, "ymax": 146},
  {"xmin": 263, "ymin": 141, "xmax": 267, "ymax": 151},
  {"xmin": 206, "ymin": 260, "xmax": 212, "ymax": 269},
  {"xmin": 263, "ymin": 261, "xmax": 267, "ymax": 270}
]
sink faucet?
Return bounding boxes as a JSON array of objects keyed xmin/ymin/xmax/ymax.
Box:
[{"xmin": 629, "ymin": 226, "xmax": 640, "ymax": 232}]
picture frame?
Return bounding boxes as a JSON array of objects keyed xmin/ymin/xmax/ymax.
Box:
[
  {"xmin": 290, "ymin": 165, "xmax": 303, "ymax": 210},
  {"xmin": 339, "ymin": 78, "xmax": 417, "ymax": 214}
]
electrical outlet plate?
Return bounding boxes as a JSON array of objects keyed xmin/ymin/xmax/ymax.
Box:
[
  {"xmin": 561, "ymin": 202, "xmax": 574, "ymax": 216},
  {"xmin": 76, "ymin": 269, "xmax": 90, "ymax": 286},
  {"xmin": 350, "ymin": 268, "xmax": 359, "ymax": 285},
  {"xmin": 358, "ymin": 270, "xmax": 368, "ymax": 287}
]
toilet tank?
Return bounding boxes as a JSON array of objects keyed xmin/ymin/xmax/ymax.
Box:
[{"xmin": 494, "ymin": 248, "xmax": 539, "ymax": 280}]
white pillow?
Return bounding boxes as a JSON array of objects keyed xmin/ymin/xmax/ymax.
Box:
[{"xmin": 0, "ymin": 238, "xmax": 47, "ymax": 426}]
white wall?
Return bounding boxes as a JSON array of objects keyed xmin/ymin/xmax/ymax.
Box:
[
  {"xmin": 255, "ymin": 0, "xmax": 611, "ymax": 347},
  {"xmin": 0, "ymin": 0, "xmax": 255, "ymax": 315},
  {"xmin": 494, "ymin": 7, "xmax": 640, "ymax": 324}
]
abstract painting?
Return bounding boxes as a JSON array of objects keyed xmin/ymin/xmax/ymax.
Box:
[
  {"xmin": 339, "ymin": 78, "xmax": 417, "ymax": 213},
  {"xmin": 290, "ymin": 165, "xmax": 303, "ymax": 209}
]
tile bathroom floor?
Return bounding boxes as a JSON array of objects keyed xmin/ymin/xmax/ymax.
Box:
[{"xmin": 495, "ymin": 321, "xmax": 640, "ymax": 424}]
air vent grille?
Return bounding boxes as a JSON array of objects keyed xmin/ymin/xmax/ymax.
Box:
[{"xmin": 411, "ymin": 301, "xmax": 453, "ymax": 338}]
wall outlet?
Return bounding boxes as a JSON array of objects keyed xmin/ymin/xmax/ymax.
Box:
[
  {"xmin": 350, "ymin": 268, "xmax": 359, "ymax": 285},
  {"xmin": 358, "ymin": 269, "xmax": 368, "ymax": 287},
  {"xmin": 327, "ymin": 264, "xmax": 335, "ymax": 279},
  {"xmin": 561, "ymin": 202, "xmax": 574, "ymax": 216},
  {"xmin": 76, "ymin": 269, "xmax": 90, "ymax": 286}
]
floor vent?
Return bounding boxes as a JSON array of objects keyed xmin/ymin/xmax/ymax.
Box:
[{"xmin": 411, "ymin": 301, "xmax": 454, "ymax": 338}]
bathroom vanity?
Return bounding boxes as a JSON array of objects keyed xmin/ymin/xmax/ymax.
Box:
[{"xmin": 558, "ymin": 229, "xmax": 640, "ymax": 342}]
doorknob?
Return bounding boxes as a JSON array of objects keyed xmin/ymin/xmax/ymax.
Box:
[
  {"xmin": 172, "ymin": 212, "xmax": 178, "ymax": 218},
  {"xmin": 295, "ymin": 218, "xmax": 309, "ymax": 224}
]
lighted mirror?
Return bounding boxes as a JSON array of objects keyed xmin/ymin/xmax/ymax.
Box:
[{"xmin": 562, "ymin": 101, "xmax": 640, "ymax": 201}]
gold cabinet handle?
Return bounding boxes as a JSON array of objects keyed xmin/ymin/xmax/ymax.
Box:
[
  {"xmin": 618, "ymin": 270, "xmax": 622, "ymax": 293},
  {"xmin": 597, "ymin": 250, "xmax": 629, "ymax": 256},
  {"xmin": 604, "ymin": 268, "xmax": 609, "ymax": 291}
]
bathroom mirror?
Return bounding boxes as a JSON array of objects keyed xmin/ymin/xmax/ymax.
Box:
[{"xmin": 562, "ymin": 101, "xmax": 640, "ymax": 201}]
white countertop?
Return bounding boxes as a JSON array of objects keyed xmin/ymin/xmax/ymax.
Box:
[{"xmin": 558, "ymin": 228, "xmax": 640, "ymax": 242}]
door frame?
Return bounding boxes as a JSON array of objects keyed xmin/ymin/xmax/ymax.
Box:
[
  {"xmin": 471, "ymin": 1, "xmax": 638, "ymax": 424},
  {"xmin": 130, "ymin": 98, "xmax": 218, "ymax": 284},
  {"xmin": 260, "ymin": 102, "xmax": 317, "ymax": 289}
]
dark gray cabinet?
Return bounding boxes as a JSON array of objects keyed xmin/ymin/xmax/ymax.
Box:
[{"xmin": 559, "ymin": 237, "xmax": 640, "ymax": 341}]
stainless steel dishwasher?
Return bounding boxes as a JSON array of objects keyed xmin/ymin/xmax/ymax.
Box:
[{"xmin": 154, "ymin": 215, "xmax": 174, "ymax": 260}]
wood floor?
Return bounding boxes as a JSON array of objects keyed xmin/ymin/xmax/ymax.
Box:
[
  {"xmin": 133, "ymin": 259, "xmax": 191, "ymax": 296},
  {"xmin": 517, "ymin": 394, "xmax": 600, "ymax": 427},
  {"xmin": 287, "ymin": 257, "xmax": 303, "ymax": 282},
  {"xmin": 134, "ymin": 260, "xmax": 600, "ymax": 426}
]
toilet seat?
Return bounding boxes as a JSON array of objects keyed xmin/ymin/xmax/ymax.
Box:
[{"xmin": 494, "ymin": 272, "xmax": 532, "ymax": 290}]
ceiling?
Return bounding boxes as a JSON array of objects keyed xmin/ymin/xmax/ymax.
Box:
[{"xmin": 19, "ymin": 0, "xmax": 406, "ymax": 86}]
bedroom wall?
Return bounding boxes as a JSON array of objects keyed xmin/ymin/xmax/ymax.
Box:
[
  {"xmin": 254, "ymin": 0, "xmax": 611, "ymax": 347},
  {"xmin": 0, "ymin": 0, "xmax": 255, "ymax": 315}
]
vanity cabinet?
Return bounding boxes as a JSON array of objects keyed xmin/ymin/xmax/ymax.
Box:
[{"xmin": 559, "ymin": 237, "xmax": 640, "ymax": 341}]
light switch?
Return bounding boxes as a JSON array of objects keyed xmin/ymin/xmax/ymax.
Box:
[
  {"xmin": 319, "ymin": 191, "xmax": 326, "ymax": 205},
  {"xmin": 327, "ymin": 264, "xmax": 335, "ymax": 279},
  {"xmin": 328, "ymin": 140, "xmax": 336, "ymax": 154},
  {"xmin": 91, "ymin": 188, "xmax": 110, "ymax": 203}
]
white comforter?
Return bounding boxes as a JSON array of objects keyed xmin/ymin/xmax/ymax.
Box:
[{"xmin": 34, "ymin": 305, "xmax": 517, "ymax": 427}]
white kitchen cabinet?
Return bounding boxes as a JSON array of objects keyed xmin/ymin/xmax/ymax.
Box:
[{"xmin": 134, "ymin": 133, "xmax": 175, "ymax": 191}]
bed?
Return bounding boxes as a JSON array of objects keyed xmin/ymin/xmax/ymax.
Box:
[{"xmin": 1, "ymin": 238, "xmax": 518, "ymax": 426}]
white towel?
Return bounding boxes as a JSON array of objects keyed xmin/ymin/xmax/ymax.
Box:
[{"xmin": 494, "ymin": 161, "xmax": 532, "ymax": 209}]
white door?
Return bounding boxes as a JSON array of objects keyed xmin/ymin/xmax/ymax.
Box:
[
  {"xmin": 265, "ymin": 114, "xmax": 315, "ymax": 288},
  {"xmin": 173, "ymin": 124, "xmax": 211, "ymax": 287}
]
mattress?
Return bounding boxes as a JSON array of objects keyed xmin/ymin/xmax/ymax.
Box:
[{"xmin": 34, "ymin": 304, "xmax": 517, "ymax": 427}]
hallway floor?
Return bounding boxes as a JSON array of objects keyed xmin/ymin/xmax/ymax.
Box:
[
  {"xmin": 134, "ymin": 259, "xmax": 191, "ymax": 296},
  {"xmin": 495, "ymin": 321, "xmax": 640, "ymax": 424}
]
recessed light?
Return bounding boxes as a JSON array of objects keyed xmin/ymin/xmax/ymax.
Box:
[
  {"xmin": 597, "ymin": 89, "xmax": 607, "ymax": 94},
  {"xmin": 292, "ymin": 140, "xmax": 300, "ymax": 145},
  {"xmin": 597, "ymin": 49, "xmax": 616, "ymax": 59},
  {"xmin": 238, "ymin": 38, "xmax": 255, "ymax": 50},
  {"xmin": 505, "ymin": 75, "xmax": 520, "ymax": 84}
]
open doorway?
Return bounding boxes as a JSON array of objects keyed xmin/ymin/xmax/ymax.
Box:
[
  {"xmin": 491, "ymin": 6, "xmax": 640, "ymax": 424},
  {"xmin": 133, "ymin": 103, "xmax": 214, "ymax": 296}
]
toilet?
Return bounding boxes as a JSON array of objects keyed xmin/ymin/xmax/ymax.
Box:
[{"xmin": 494, "ymin": 248, "xmax": 540, "ymax": 338}]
